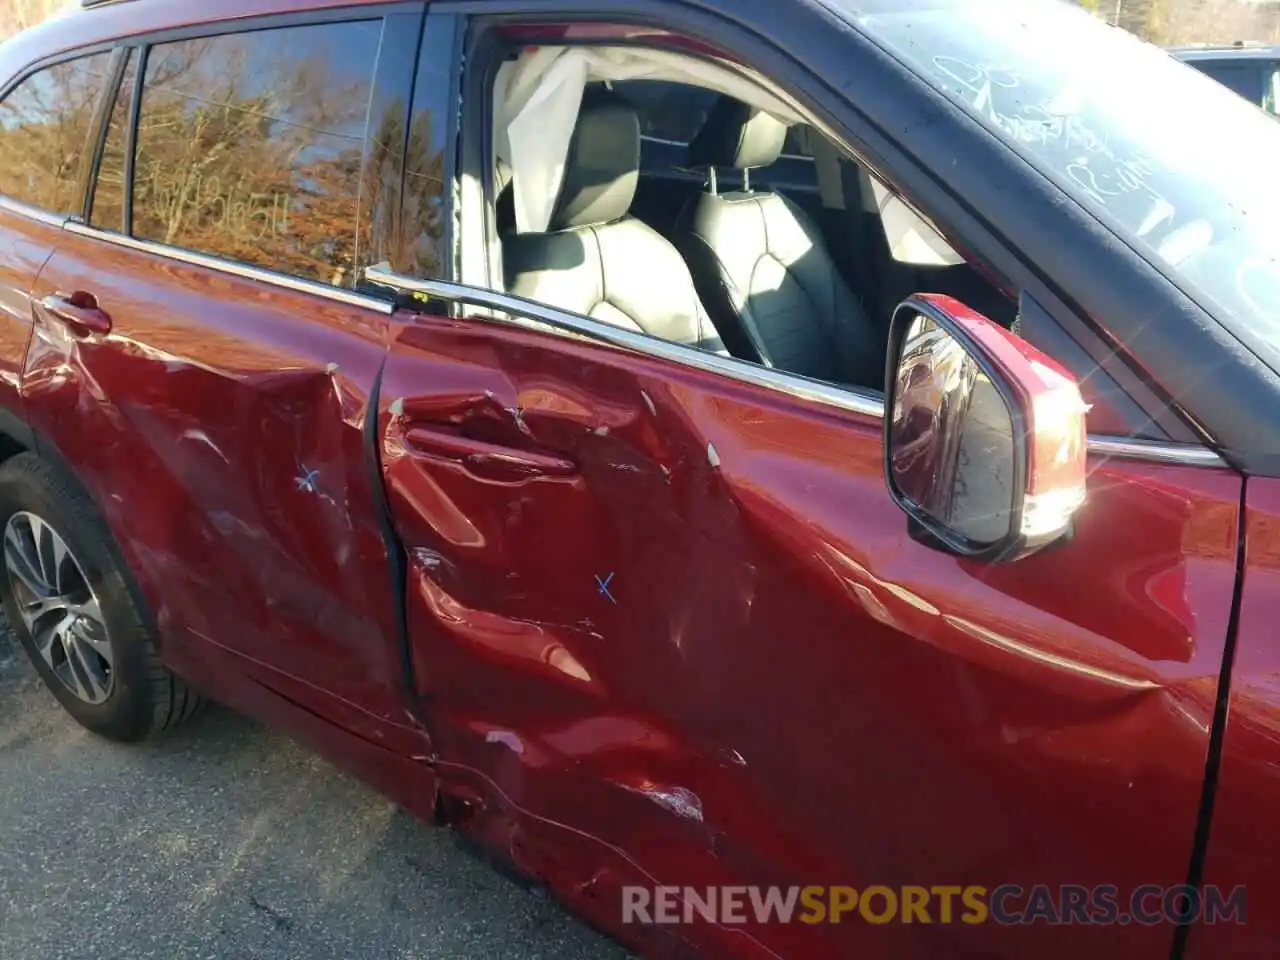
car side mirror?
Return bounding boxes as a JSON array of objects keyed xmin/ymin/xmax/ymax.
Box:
[{"xmin": 884, "ymin": 294, "xmax": 1089, "ymax": 562}]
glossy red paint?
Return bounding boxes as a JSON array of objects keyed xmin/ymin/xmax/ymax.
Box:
[
  {"xmin": 378, "ymin": 308, "xmax": 1241, "ymax": 958},
  {"xmin": 0, "ymin": 206, "xmax": 60, "ymax": 438},
  {"xmin": 0, "ymin": 4, "xmax": 1265, "ymax": 958},
  {"xmin": 1190, "ymin": 476, "xmax": 1279, "ymax": 957}
]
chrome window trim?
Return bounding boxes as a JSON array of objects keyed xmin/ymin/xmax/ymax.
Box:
[
  {"xmin": 365, "ymin": 269, "xmax": 1228, "ymax": 468},
  {"xmin": 63, "ymin": 222, "xmax": 395, "ymax": 315},
  {"xmin": 364, "ymin": 266, "xmax": 886, "ymax": 418},
  {"xmin": 0, "ymin": 196, "xmax": 70, "ymax": 230},
  {"xmin": 1083, "ymin": 437, "xmax": 1225, "ymax": 467},
  {"xmin": 34, "ymin": 230, "xmax": 1227, "ymax": 470}
]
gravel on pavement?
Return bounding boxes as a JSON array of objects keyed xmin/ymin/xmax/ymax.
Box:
[{"xmin": 0, "ymin": 620, "xmax": 630, "ymax": 960}]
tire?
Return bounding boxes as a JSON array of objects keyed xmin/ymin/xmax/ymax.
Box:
[{"xmin": 0, "ymin": 453, "xmax": 203, "ymax": 741}]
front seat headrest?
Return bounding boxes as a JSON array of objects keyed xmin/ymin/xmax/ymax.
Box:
[
  {"xmin": 688, "ymin": 95, "xmax": 787, "ymax": 170},
  {"xmin": 548, "ymin": 86, "xmax": 640, "ymax": 232}
]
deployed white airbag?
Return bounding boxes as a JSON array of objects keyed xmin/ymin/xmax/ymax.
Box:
[
  {"xmin": 869, "ymin": 178, "xmax": 965, "ymax": 267},
  {"xmin": 492, "ymin": 44, "xmax": 964, "ymax": 269},
  {"xmin": 493, "ymin": 46, "xmax": 800, "ymax": 234}
]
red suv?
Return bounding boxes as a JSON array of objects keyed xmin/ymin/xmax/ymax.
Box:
[{"xmin": 1, "ymin": 1, "xmax": 1278, "ymax": 957}]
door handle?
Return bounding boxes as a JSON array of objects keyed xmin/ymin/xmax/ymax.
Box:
[
  {"xmin": 403, "ymin": 426, "xmax": 578, "ymax": 482},
  {"xmin": 42, "ymin": 292, "xmax": 112, "ymax": 336}
]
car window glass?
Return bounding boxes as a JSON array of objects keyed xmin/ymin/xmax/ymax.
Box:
[
  {"xmin": 1193, "ymin": 61, "xmax": 1264, "ymax": 104},
  {"xmin": 0, "ymin": 52, "xmax": 114, "ymax": 215},
  {"xmin": 485, "ymin": 50, "xmax": 1012, "ymax": 394},
  {"xmin": 90, "ymin": 50, "xmax": 137, "ymax": 233},
  {"xmin": 611, "ymin": 78, "xmax": 815, "ymax": 194},
  {"xmin": 1265, "ymin": 65, "xmax": 1280, "ymax": 116},
  {"xmin": 131, "ymin": 21, "xmax": 383, "ymax": 288},
  {"xmin": 613, "ymin": 79, "xmax": 718, "ymax": 145},
  {"xmin": 781, "ymin": 125, "xmax": 809, "ymax": 158},
  {"xmin": 396, "ymin": 19, "xmax": 452, "ymax": 280}
]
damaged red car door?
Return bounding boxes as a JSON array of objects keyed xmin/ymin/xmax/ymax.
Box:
[
  {"xmin": 21, "ymin": 11, "xmax": 431, "ymax": 755},
  {"xmin": 375, "ymin": 287, "xmax": 1240, "ymax": 957}
]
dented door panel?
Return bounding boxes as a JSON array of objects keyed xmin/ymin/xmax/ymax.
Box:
[
  {"xmin": 0, "ymin": 205, "xmax": 61, "ymax": 436},
  {"xmin": 23, "ymin": 232, "xmax": 424, "ymax": 751},
  {"xmin": 379, "ymin": 312, "xmax": 1241, "ymax": 958}
]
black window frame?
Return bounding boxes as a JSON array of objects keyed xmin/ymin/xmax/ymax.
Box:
[{"xmin": 84, "ymin": 45, "xmax": 140, "ymax": 234}]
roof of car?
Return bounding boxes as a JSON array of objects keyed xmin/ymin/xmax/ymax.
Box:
[
  {"xmin": 0, "ymin": 0, "xmax": 390, "ymax": 83},
  {"xmin": 1170, "ymin": 42, "xmax": 1280, "ymax": 62}
]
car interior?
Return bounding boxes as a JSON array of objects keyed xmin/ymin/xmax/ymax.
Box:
[{"xmin": 486, "ymin": 40, "xmax": 1018, "ymax": 395}]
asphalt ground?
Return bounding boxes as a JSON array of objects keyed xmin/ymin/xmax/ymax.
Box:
[{"xmin": 0, "ymin": 619, "xmax": 629, "ymax": 960}]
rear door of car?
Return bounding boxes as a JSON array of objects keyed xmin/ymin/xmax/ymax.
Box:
[
  {"xmin": 22, "ymin": 4, "xmax": 433, "ymax": 757},
  {"xmin": 0, "ymin": 47, "xmax": 119, "ymax": 452},
  {"xmin": 370, "ymin": 6, "xmax": 1245, "ymax": 957}
]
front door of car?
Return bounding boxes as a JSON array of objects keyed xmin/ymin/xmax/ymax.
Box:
[
  {"xmin": 375, "ymin": 284, "xmax": 1241, "ymax": 957},
  {"xmin": 372, "ymin": 8, "xmax": 1243, "ymax": 958}
]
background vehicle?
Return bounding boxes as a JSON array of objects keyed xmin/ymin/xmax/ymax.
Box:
[
  {"xmin": 1171, "ymin": 41, "xmax": 1280, "ymax": 113},
  {"xmin": 1, "ymin": 1, "xmax": 1280, "ymax": 958}
]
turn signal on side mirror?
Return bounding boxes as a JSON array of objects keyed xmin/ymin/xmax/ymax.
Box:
[{"xmin": 1022, "ymin": 359, "xmax": 1088, "ymax": 540}]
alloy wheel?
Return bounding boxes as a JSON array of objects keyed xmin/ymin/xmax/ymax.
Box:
[{"xmin": 3, "ymin": 511, "xmax": 113, "ymax": 704}]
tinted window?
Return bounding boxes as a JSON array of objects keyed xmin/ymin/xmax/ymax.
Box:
[
  {"xmin": 90, "ymin": 50, "xmax": 137, "ymax": 232},
  {"xmin": 397, "ymin": 19, "xmax": 452, "ymax": 280},
  {"xmin": 1191, "ymin": 61, "xmax": 1264, "ymax": 105},
  {"xmin": 132, "ymin": 21, "xmax": 383, "ymax": 287},
  {"xmin": 611, "ymin": 79, "xmax": 814, "ymax": 197},
  {"xmin": 615, "ymin": 80, "xmax": 717, "ymax": 145},
  {"xmin": 0, "ymin": 53, "xmax": 113, "ymax": 215},
  {"xmin": 613, "ymin": 79, "xmax": 810, "ymax": 156}
]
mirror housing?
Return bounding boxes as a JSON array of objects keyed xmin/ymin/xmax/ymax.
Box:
[{"xmin": 884, "ymin": 294, "xmax": 1088, "ymax": 563}]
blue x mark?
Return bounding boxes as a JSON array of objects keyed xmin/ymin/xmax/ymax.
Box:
[
  {"xmin": 295, "ymin": 468, "xmax": 321, "ymax": 493},
  {"xmin": 596, "ymin": 573, "xmax": 617, "ymax": 605}
]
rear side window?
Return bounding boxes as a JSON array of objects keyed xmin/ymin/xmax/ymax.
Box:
[
  {"xmin": 90, "ymin": 49, "xmax": 138, "ymax": 233},
  {"xmin": 131, "ymin": 21, "xmax": 383, "ymax": 288},
  {"xmin": 615, "ymin": 80, "xmax": 718, "ymax": 145},
  {"xmin": 0, "ymin": 53, "xmax": 113, "ymax": 215},
  {"xmin": 1192, "ymin": 61, "xmax": 1265, "ymax": 105},
  {"xmin": 611, "ymin": 79, "xmax": 815, "ymax": 194},
  {"xmin": 613, "ymin": 79, "xmax": 811, "ymax": 157}
]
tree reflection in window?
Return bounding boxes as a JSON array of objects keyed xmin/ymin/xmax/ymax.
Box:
[
  {"xmin": 90, "ymin": 50, "xmax": 138, "ymax": 233},
  {"xmin": 0, "ymin": 53, "xmax": 113, "ymax": 215},
  {"xmin": 396, "ymin": 23, "xmax": 451, "ymax": 280},
  {"xmin": 131, "ymin": 22, "xmax": 382, "ymax": 288}
]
